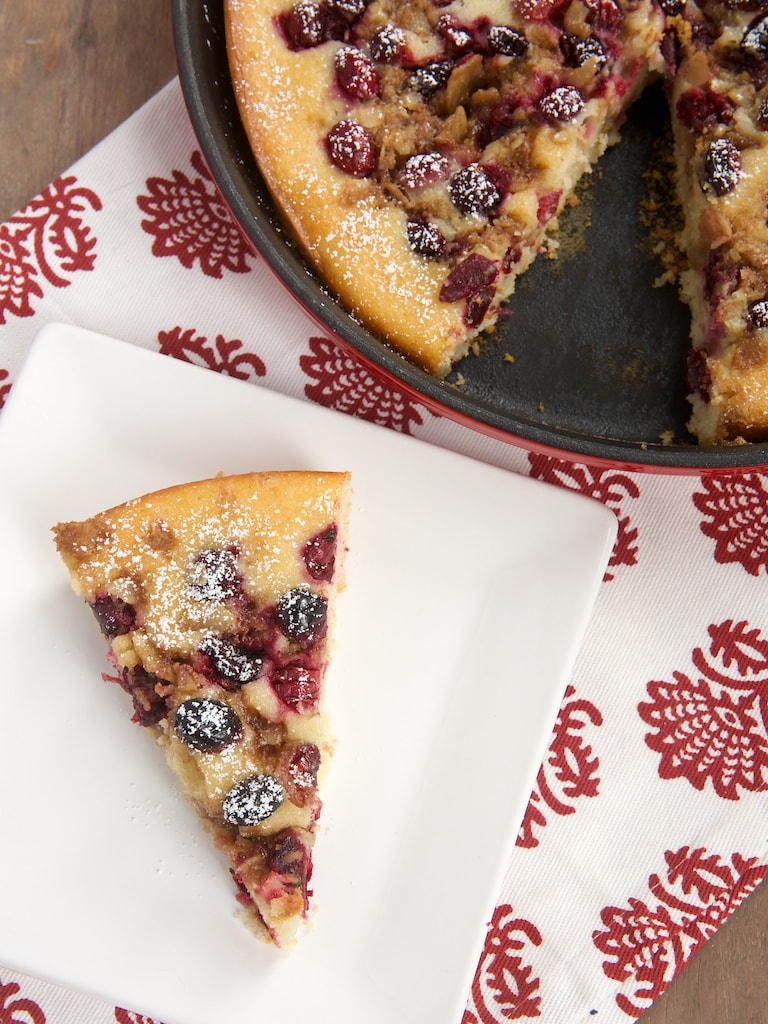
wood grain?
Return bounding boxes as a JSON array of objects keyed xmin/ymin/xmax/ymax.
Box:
[{"xmin": 0, "ymin": 1, "xmax": 765, "ymax": 1020}]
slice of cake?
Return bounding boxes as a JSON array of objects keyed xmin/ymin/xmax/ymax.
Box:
[
  {"xmin": 53, "ymin": 471, "xmax": 351, "ymax": 947},
  {"xmin": 225, "ymin": 0, "xmax": 666, "ymax": 377},
  {"xmin": 667, "ymin": 5, "xmax": 768, "ymax": 443}
]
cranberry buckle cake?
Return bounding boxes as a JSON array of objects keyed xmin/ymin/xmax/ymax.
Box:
[
  {"xmin": 669, "ymin": 4, "xmax": 768, "ymax": 443},
  {"xmin": 225, "ymin": 0, "xmax": 665, "ymax": 378},
  {"xmin": 225, "ymin": 0, "xmax": 768, "ymax": 444},
  {"xmin": 53, "ymin": 471, "xmax": 350, "ymax": 947}
]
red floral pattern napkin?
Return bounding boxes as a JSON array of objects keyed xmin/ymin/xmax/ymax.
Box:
[{"xmin": 2, "ymin": 80, "xmax": 768, "ymax": 1024}]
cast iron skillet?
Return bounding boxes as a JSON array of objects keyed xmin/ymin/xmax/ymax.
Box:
[{"xmin": 172, "ymin": 0, "xmax": 768, "ymax": 472}]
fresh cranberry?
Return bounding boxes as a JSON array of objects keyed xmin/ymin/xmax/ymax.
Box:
[
  {"xmin": 174, "ymin": 697, "xmax": 242, "ymax": 753},
  {"xmin": 406, "ymin": 61, "xmax": 453, "ymax": 99},
  {"xmin": 282, "ymin": 742, "xmax": 321, "ymax": 805},
  {"xmin": 279, "ymin": 0, "xmax": 327, "ymax": 49},
  {"xmin": 91, "ymin": 592, "xmax": 137, "ymax": 637},
  {"xmin": 583, "ymin": 0, "xmax": 622, "ymax": 29},
  {"xmin": 676, "ymin": 87, "xmax": 735, "ymax": 132},
  {"xmin": 448, "ymin": 163, "xmax": 506, "ymax": 216},
  {"xmin": 117, "ymin": 664, "xmax": 167, "ymax": 727},
  {"xmin": 396, "ymin": 152, "xmax": 450, "ymax": 190},
  {"xmin": 702, "ymin": 137, "xmax": 742, "ymax": 196},
  {"xmin": 271, "ymin": 662, "xmax": 320, "ymax": 711},
  {"xmin": 487, "ymin": 24, "xmax": 528, "ymax": 57},
  {"xmin": 537, "ymin": 189, "xmax": 562, "ymax": 224},
  {"xmin": 222, "ymin": 774, "xmax": 285, "ymax": 826},
  {"xmin": 327, "ymin": 0, "xmax": 368, "ymax": 20},
  {"xmin": 516, "ymin": 0, "xmax": 570, "ymax": 21},
  {"xmin": 369, "ymin": 24, "xmax": 407, "ymax": 62},
  {"xmin": 187, "ymin": 547, "xmax": 242, "ymax": 602},
  {"xmin": 326, "ymin": 120, "xmax": 377, "ymax": 176},
  {"xmin": 276, "ymin": 586, "xmax": 328, "ymax": 640},
  {"xmin": 198, "ymin": 635, "xmax": 265, "ymax": 688},
  {"xmin": 656, "ymin": 0, "xmax": 685, "ymax": 12},
  {"xmin": 687, "ymin": 348, "xmax": 712, "ymax": 402},
  {"xmin": 301, "ymin": 524, "xmax": 338, "ymax": 582},
  {"xmin": 537, "ymin": 85, "xmax": 585, "ymax": 123},
  {"xmin": 465, "ymin": 287, "xmax": 494, "ymax": 326},
  {"xmin": 436, "ymin": 15, "xmax": 475, "ymax": 57},
  {"xmin": 406, "ymin": 218, "xmax": 447, "ymax": 259},
  {"xmin": 266, "ymin": 830, "xmax": 311, "ymax": 899},
  {"xmin": 440, "ymin": 253, "xmax": 498, "ymax": 302},
  {"xmin": 334, "ymin": 45, "xmax": 379, "ymax": 99}
]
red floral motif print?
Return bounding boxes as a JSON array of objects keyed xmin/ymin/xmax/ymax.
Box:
[
  {"xmin": 517, "ymin": 685, "xmax": 603, "ymax": 848},
  {"xmin": 157, "ymin": 326, "xmax": 266, "ymax": 381},
  {"xmin": 594, "ymin": 847, "xmax": 768, "ymax": 1018},
  {"xmin": 0, "ymin": 368, "xmax": 10, "ymax": 411},
  {"xmin": 460, "ymin": 909, "xmax": 544, "ymax": 1019},
  {"xmin": 0, "ymin": 977, "xmax": 45, "ymax": 1024},
  {"xmin": 300, "ymin": 335, "xmax": 435, "ymax": 433},
  {"xmin": 639, "ymin": 619, "xmax": 768, "ymax": 799},
  {"xmin": 693, "ymin": 474, "xmax": 768, "ymax": 576},
  {"xmin": 463, "ymin": 904, "xmax": 543, "ymax": 1023},
  {"xmin": 0, "ymin": 175, "xmax": 101, "ymax": 326},
  {"xmin": 137, "ymin": 151, "xmax": 255, "ymax": 278},
  {"xmin": 527, "ymin": 454, "xmax": 639, "ymax": 580},
  {"xmin": 115, "ymin": 1010, "xmax": 165, "ymax": 1024}
]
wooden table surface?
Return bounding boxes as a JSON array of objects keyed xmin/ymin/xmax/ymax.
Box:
[{"xmin": 1, "ymin": 2, "xmax": 766, "ymax": 1022}]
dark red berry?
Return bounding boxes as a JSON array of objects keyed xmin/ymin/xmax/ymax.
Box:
[
  {"xmin": 276, "ymin": 586, "xmax": 328, "ymax": 640},
  {"xmin": 440, "ymin": 253, "xmax": 497, "ymax": 302},
  {"xmin": 406, "ymin": 61, "xmax": 453, "ymax": 99},
  {"xmin": 702, "ymin": 137, "xmax": 742, "ymax": 196},
  {"xmin": 198, "ymin": 635, "xmax": 265, "ymax": 688},
  {"xmin": 396, "ymin": 152, "xmax": 450, "ymax": 190},
  {"xmin": 271, "ymin": 662, "xmax": 321, "ymax": 711},
  {"xmin": 334, "ymin": 45, "xmax": 379, "ymax": 99},
  {"xmin": 537, "ymin": 85, "xmax": 585, "ymax": 123},
  {"xmin": 326, "ymin": 120, "xmax": 377, "ymax": 176},
  {"xmin": 282, "ymin": 742, "xmax": 321, "ymax": 805},
  {"xmin": 448, "ymin": 163, "xmax": 505, "ymax": 216},
  {"xmin": 676, "ymin": 87, "xmax": 735, "ymax": 132},
  {"xmin": 370, "ymin": 24, "xmax": 407, "ymax": 62},
  {"xmin": 222, "ymin": 774, "xmax": 285, "ymax": 826},
  {"xmin": 301, "ymin": 524, "xmax": 338, "ymax": 582},
  {"xmin": 487, "ymin": 25, "xmax": 528, "ymax": 57},
  {"xmin": 118, "ymin": 664, "xmax": 168, "ymax": 728},
  {"xmin": 758, "ymin": 97, "xmax": 768, "ymax": 128},
  {"xmin": 266, "ymin": 829, "xmax": 310, "ymax": 893},
  {"xmin": 436, "ymin": 15, "xmax": 474, "ymax": 57},
  {"xmin": 91, "ymin": 592, "xmax": 137, "ymax": 638},
  {"xmin": 174, "ymin": 697, "xmax": 242, "ymax": 753},
  {"xmin": 657, "ymin": 0, "xmax": 685, "ymax": 13},
  {"xmin": 327, "ymin": 0, "xmax": 368, "ymax": 19},
  {"xmin": 559, "ymin": 33, "xmax": 607, "ymax": 70},
  {"xmin": 187, "ymin": 547, "xmax": 241, "ymax": 602},
  {"xmin": 406, "ymin": 218, "xmax": 447, "ymax": 259},
  {"xmin": 747, "ymin": 297, "xmax": 768, "ymax": 328},
  {"xmin": 741, "ymin": 14, "xmax": 768, "ymax": 62},
  {"xmin": 280, "ymin": 0, "xmax": 327, "ymax": 49},
  {"xmin": 583, "ymin": 0, "xmax": 622, "ymax": 29}
]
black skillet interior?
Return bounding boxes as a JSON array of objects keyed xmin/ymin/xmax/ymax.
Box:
[{"xmin": 172, "ymin": 0, "xmax": 768, "ymax": 471}]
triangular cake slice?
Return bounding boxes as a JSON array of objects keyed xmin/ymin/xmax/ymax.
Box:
[
  {"xmin": 53, "ymin": 471, "xmax": 351, "ymax": 947},
  {"xmin": 667, "ymin": 5, "xmax": 768, "ymax": 443},
  {"xmin": 225, "ymin": 0, "xmax": 666, "ymax": 376}
]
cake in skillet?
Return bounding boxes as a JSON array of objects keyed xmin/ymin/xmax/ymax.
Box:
[
  {"xmin": 53, "ymin": 471, "xmax": 350, "ymax": 947},
  {"xmin": 224, "ymin": 0, "xmax": 768, "ymax": 444}
]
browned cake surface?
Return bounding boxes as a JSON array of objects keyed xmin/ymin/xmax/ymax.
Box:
[{"xmin": 54, "ymin": 470, "xmax": 350, "ymax": 947}]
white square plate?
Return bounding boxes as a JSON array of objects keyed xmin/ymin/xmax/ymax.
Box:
[{"xmin": 0, "ymin": 324, "xmax": 616, "ymax": 1024}]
